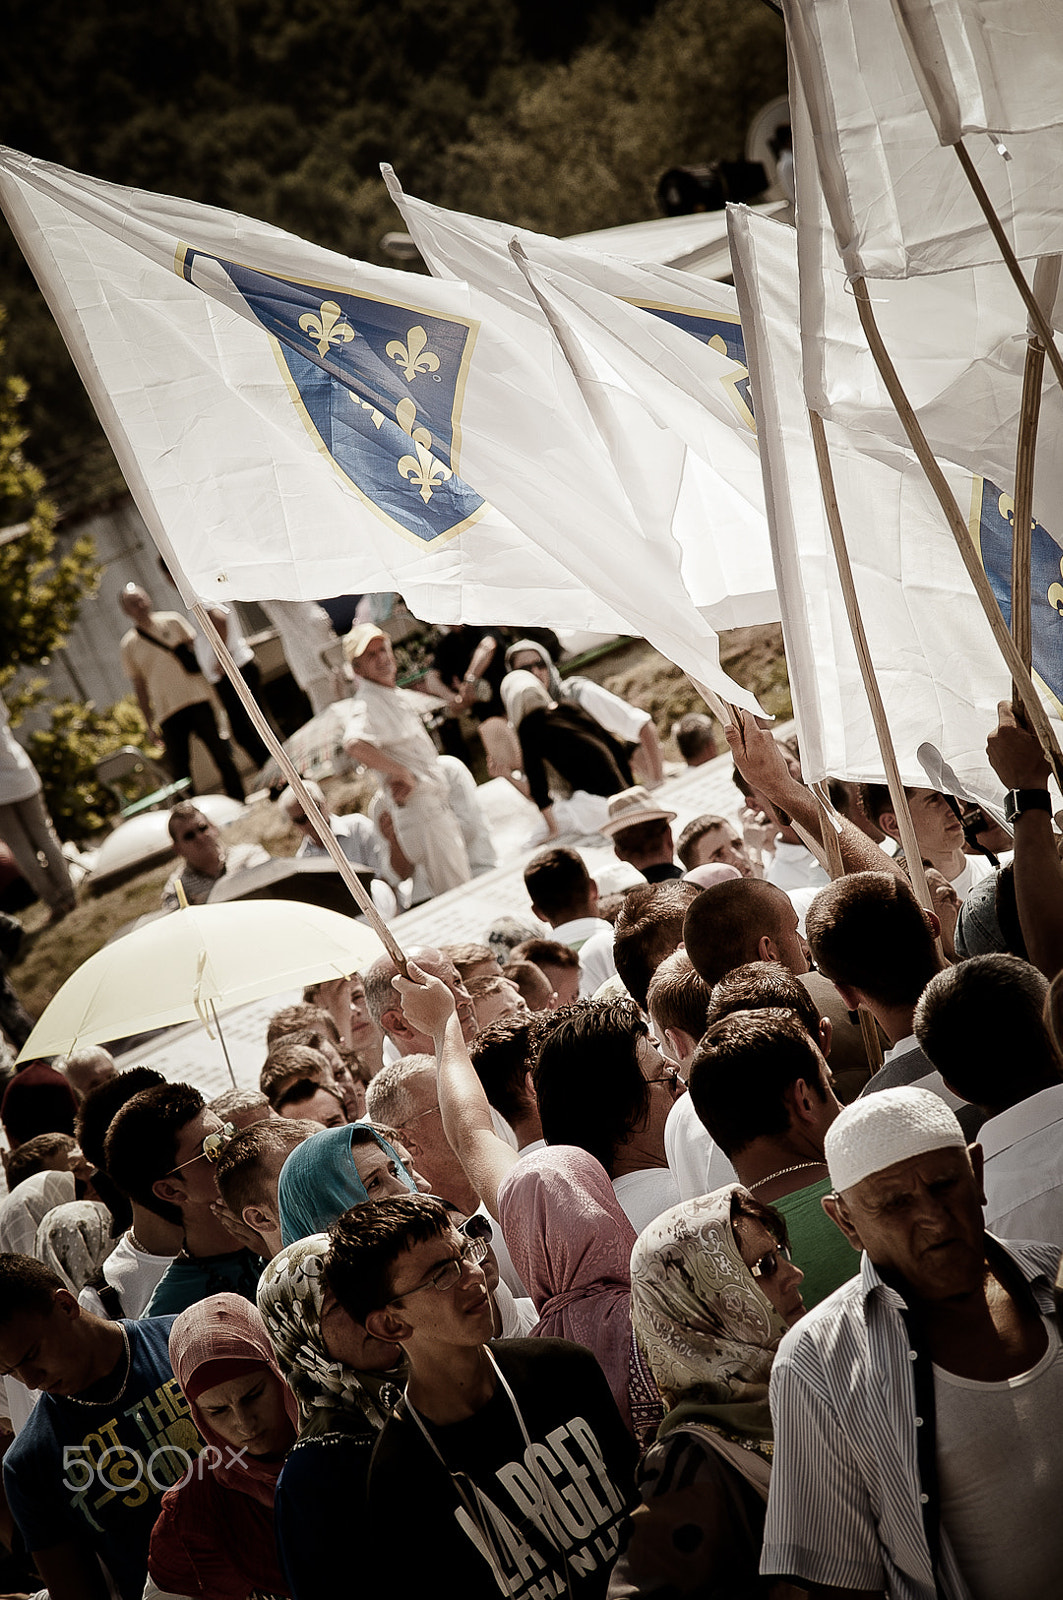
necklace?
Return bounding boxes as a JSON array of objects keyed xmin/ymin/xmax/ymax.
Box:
[
  {"xmin": 64, "ymin": 1324, "xmax": 132, "ymax": 1409},
  {"xmin": 747, "ymin": 1160, "xmax": 827, "ymax": 1192}
]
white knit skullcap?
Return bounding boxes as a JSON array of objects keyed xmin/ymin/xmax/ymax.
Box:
[{"xmin": 825, "ymin": 1086, "xmax": 967, "ymax": 1193}]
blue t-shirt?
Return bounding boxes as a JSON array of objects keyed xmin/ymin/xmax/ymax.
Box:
[
  {"xmin": 143, "ymin": 1248, "xmax": 263, "ymax": 1318},
  {"xmin": 3, "ymin": 1317, "xmax": 202, "ymax": 1600}
]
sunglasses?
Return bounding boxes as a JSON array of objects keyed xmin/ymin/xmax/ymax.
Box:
[
  {"xmin": 750, "ymin": 1244, "xmax": 792, "ymax": 1281},
  {"xmin": 169, "ymin": 1122, "xmax": 235, "ymax": 1174}
]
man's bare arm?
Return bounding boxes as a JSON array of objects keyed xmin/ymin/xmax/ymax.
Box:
[
  {"xmin": 986, "ymin": 700, "xmax": 1063, "ymax": 979},
  {"xmin": 726, "ymin": 714, "xmax": 906, "ymax": 883},
  {"xmin": 344, "ymin": 738, "xmax": 418, "ymax": 803}
]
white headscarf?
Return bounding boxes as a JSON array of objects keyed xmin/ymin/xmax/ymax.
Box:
[
  {"xmin": 500, "ymin": 669, "xmax": 552, "ymax": 728},
  {"xmin": 0, "ymin": 1169, "xmax": 76, "ymax": 1255}
]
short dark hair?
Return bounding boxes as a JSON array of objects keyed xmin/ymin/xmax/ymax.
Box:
[
  {"xmin": 533, "ymin": 998, "xmax": 649, "ymax": 1174},
  {"xmin": 645, "ymin": 953, "xmax": 713, "ymax": 1040},
  {"xmin": 469, "ymin": 1013, "xmax": 539, "ymax": 1124},
  {"xmin": 503, "ymin": 960, "xmax": 555, "ymax": 1010},
  {"xmin": 613, "ymin": 818, "xmax": 673, "ymax": 859},
  {"xmin": 103, "ymin": 1081, "xmax": 204, "ymax": 1223},
  {"xmin": 688, "ymin": 1008, "xmax": 827, "ymax": 1158},
  {"xmin": 523, "ymin": 848, "xmax": 593, "ymax": 921},
  {"xmin": 673, "ymin": 713, "xmax": 716, "ymax": 763},
  {"xmin": 805, "ymin": 872, "xmax": 938, "ymax": 1008},
  {"xmin": 4, "ymin": 1133, "xmax": 76, "ymax": 1193},
  {"xmin": 0, "ymin": 1254, "xmax": 65, "ymax": 1326},
  {"xmin": 675, "ymin": 814, "xmax": 730, "ymax": 872},
  {"xmin": 913, "ymin": 954, "xmax": 1056, "ymax": 1110},
  {"xmin": 260, "ymin": 1043, "xmax": 333, "ymax": 1104},
  {"xmin": 214, "ymin": 1118, "xmax": 317, "ymax": 1216},
  {"xmin": 325, "ymin": 1195, "xmax": 451, "ymax": 1324},
  {"xmin": 509, "ymin": 938, "xmax": 579, "ymax": 972},
  {"xmin": 683, "ymin": 879, "xmax": 794, "ymax": 987},
  {"xmin": 167, "ymin": 800, "xmax": 207, "ymax": 843},
  {"xmin": 705, "ymin": 961, "xmax": 821, "ymax": 1039},
  {"xmin": 275, "ymin": 1079, "xmax": 346, "ymax": 1118},
  {"xmin": 265, "ymin": 1003, "xmax": 341, "ymax": 1048},
  {"xmin": 857, "ymin": 783, "xmax": 913, "ymax": 829},
  {"xmin": 466, "ymin": 973, "xmax": 513, "ymax": 1001},
  {"xmin": 612, "ymin": 881, "xmax": 701, "ymax": 1009},
  {"xmin": 76, "ymin": 1068, "xmax": 167, "ymax": 1174}
]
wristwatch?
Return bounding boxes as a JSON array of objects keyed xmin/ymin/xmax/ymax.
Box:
[{"xmin": 1003, "ymin": 787, "xmax": 1052, "ymax": 826}]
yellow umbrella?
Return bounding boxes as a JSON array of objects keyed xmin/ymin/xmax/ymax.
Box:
[{"xmin": 16, "ymin": 899, "xmax": 384, "ymax": 1072}]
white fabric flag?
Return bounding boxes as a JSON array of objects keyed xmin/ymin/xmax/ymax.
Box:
[
  {"xmin": 729, "ymin": 203, "xmax": 1063, "ymax": 809},
  {"xmin": 782, "ymin": 0, "xmax": 1063, "ymax": 277},
  {"xmin": 384, "ymin": 171, "xmax": 778, "ymax": 627},
  {"xmin": 0, "ymin": 148, "xmax": 766, "ymax": 710},
  {"xmin": 506, "ymin": 249, "xmax": 774, "ymax": 630},
  {"xmin": 890, "ymin": 0, "xmax": 1063, "ymax": 141},
  {"xmin": 790, "ymin": 61, "xmax": 1063, "ymax": 523}
]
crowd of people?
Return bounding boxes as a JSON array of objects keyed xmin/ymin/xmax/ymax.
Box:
[{"xmin": 1, "ymin": 598, "xmax": 1062, "ymax": 1600}]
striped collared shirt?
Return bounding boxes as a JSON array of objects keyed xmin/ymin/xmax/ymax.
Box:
[{"xmin": 760, "ymin": 1236, "xmax": 1060, "ymax": 1599}]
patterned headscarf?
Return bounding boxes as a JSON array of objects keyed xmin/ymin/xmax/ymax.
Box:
[
  {"xmin": 629, "ymin": 1186, "xmax": 789, "ymax": 1458},
  {"xmin": 256, "ymin": 1234, "xmax": 404, "ymax": 1433},
  {"xmin": 277, "ymin": 1124, "xmax": 417, "ymax": 1248},
  {"xmin": 34, "ymin": 1200, "xmax": 114, "ymax": 1293}
]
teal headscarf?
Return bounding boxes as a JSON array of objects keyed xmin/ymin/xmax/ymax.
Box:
[{"xmin": 278, "ymin": 1125, "xmax": 417, "ymax": 1247}]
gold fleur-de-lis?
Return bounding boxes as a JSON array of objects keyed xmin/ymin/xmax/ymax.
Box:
[
  {"xmin": 386, "ymin": 325, "xmax": 440, "ymax": 382},
  {"xmin": 354, "ymin": 395, "xmax": 385, "ymax": 429},
  {"xmin": 298, "ymin": 300, "xmax": 355, "ymax": 358},
  {"xmin": 395, "ymin": 396, "xmax": 451, "ymax": 504}
]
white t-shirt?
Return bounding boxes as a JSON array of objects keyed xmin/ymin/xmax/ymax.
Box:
[
  {"xmin": 611, "ymin": 1167, "xmax": 681, "ymax": 1236},
  {"xmin": 577, "ymin": 928, "xmax": 617, "ymax": 997},
  {"xmin": 664, "ymin": 1091, "xmax": 738, "ymax": 1203},
  {"xmin": 949, "ymin": 851, "xmax": 997, "ymax": 903},
  {"xmin": 766, "ymin": 840, "xmax": 830, "ymax": 893},
  {"xmin": 77, "ymin": 1231, "xmax": 175, "ymax": 1321}
]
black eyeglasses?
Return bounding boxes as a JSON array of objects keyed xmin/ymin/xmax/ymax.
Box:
[
  {"xmin": 750, "ymin": 1245, "xmax": 792, "ymax": 1281},
  {"xmin": 645, "ymin": 1065, "xmax": 681, "ymax": 1098},
  {"xmin": 385, "ymin": 1236, "xmax": 488, "ymax": 1302}
]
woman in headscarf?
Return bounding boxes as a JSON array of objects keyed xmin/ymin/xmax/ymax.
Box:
[
  {"xmin": 499, "ymin": 669, "xmax": 634, "ymax": 837},
  {"xmin": 609, "ymin": 1186, "xmax": 806, "ymax": 1599},
  {"xmin": 149, "ymin": 1293, "xmax": 298, "ymax": 1600},
  {"xmin": 505, "ymin": 638, "xmax": 665, "ymax": 786},
  {"xmin": 277, "ymin": 1123, "xmax": 419, "ymax": 1247},
  {"xmin": 258, "ymin": 1234, "xmax": 408, "ymax": 1600},
  {"xmin": 0, "ymin": 1167, "xmax": 75, "ymax": 1255},
  {"xmin": 496, "ymin": 1145, "xmax": 662, "ymax": 1445},
  {"xmin": 34, "ymin": 1199, "xmax": 114, "ymax": 1294}
]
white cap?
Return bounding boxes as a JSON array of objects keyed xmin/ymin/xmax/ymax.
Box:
[{"xmin": 825, "ymin": 1086, "xmax": 967, "ymax": 1193}]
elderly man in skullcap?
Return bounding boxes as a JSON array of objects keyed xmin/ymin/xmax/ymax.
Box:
[{"xmin": 761, "ymin": 1086, "xmax": 1062, "ymax": 1600}]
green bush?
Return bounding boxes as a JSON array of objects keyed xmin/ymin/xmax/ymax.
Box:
[{"xmin": 24, "ymin": 697, "xmax": 165, "ymax": 841}]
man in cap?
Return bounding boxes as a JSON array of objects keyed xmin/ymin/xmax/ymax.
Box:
[
  {"xmin": 601, "ymin": 786, "xmax": 682, "ymax": 883},
  {"xmin": 341, "ymin": 624, "xmax": 474, "ymax": 898},
  {"xmin": 761, "ymin": 1086, "xmax": 1062, "ymax": 1600}
]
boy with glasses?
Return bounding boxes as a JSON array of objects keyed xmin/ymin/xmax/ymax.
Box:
[{"xmin": 324, "ymin": 1195, "xmax": 636, "ymax": 1600}]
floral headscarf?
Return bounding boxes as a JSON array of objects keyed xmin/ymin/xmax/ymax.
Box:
[
  {"xmin": 629, "ymin": 1186, "xmax": 789, "ymax": 1458},
  {"xmin": 34, "ymin": 1200, "xmax": 114, "ymax": 1293},
  {"xmin": 256, "ymin": 1234, "xmax": 404, "ymax": 1433}
]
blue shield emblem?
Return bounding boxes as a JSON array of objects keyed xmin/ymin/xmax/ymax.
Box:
[
  {"xmin": 625, "ymin": 300, "xmax": 755, "ymax": 431},
  {"xmin": 175, "ymin": 246, "xmax": 486, "ymax": 545},
  {"xmin": 971, "ymin": 479, "xmax": 1063, "ymax": 713}
]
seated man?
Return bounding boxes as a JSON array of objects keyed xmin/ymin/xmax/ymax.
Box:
[
  {"xmin": 324, "ymin": 1195, "xmax": 637, "ymax": 1600},
  {"xmin": 161, "ymin": 801, "xmax": 269, "ymax": 909},
  {"xmin": 343, "ymin": 623, "xmax": 483, "ymax": 899},
  {"xmin": 104, "ymin": 1082, "xmax": 262, "ymax": 1316},
  {"xmin": 1, "ymin": 1254, "xmax": 199, "ymax": 1600},
  {"xmin": 601, "ymin": 787, "xmax": 682, "ymax": 883},
  {"xmin": 278, "ymin": 778, "xmax": 397, "ymax": 918},
  {"xmin": 763, "ymin": 1087, "xmax": 1063, "ymax": 1599},
  {"xmin": 688, "ymin": 1007, "xmax": 857, "ymax": 1308}
]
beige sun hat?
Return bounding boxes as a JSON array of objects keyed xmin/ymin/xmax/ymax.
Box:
[{"xmin": 600, "ymin": 786, "xmax": 678, "ymax": 838}]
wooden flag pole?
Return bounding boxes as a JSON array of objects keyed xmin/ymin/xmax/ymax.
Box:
[
  {"xmin": 808, "ymin": 410, "xmax": 936, "ymax": 917},
  {"xmin": 953, "ymin": 142, "xmax": 1063, "ymax": 393},
  {"xmin": 851, "ymin": 275, "xmax": 1063, "ymax": 794},
  {"xmin": 192, "ymin": 602, "xmax": 410, "ymax": 975},
  {"xmin": 1010, "ymin": 332, "xmax": 1045, "ymax": 712},
  {"xmin": 810, "ymin": 779, "xmax": 884, "ymax": 1074}
]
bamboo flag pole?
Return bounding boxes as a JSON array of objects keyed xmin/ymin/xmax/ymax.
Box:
[
  {"xmin": 808, "ymin": 410, "xmax": 937, "ymax": 917},
  {"xmin": 850, "ymin": 275, "xmax": 1063, "ymax": 794},
  {"xmin": 953, "ymin": 143, "xmax": 1063, "ymax": 392},
  {"xmin": 192, "ymin": 602, "xmax": 410, "ymax": 975}
]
